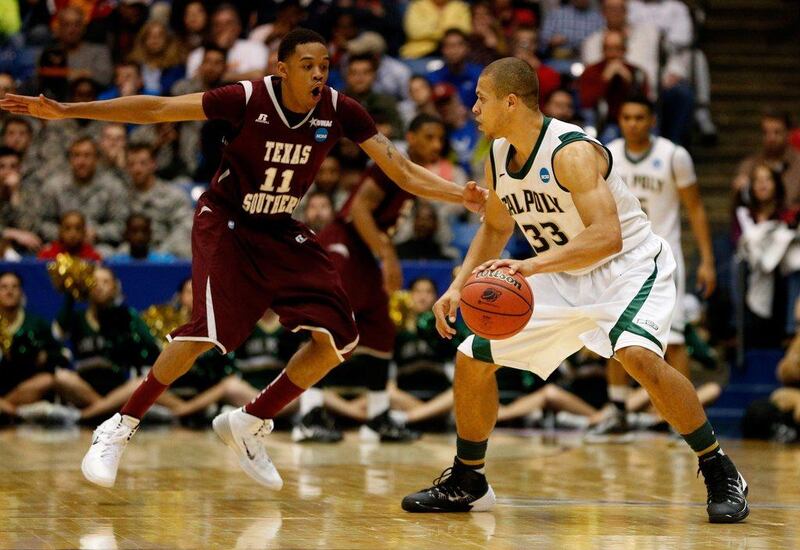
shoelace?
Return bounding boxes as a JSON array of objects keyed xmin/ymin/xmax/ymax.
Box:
[
  {"xmin": 97, "ymin": 423, "xmax": 134, "ymax": 462},
  {"xmin": 698, "ymin": 464, "xmax": 742, "ymax": 504},
  {"xmin": 249, "ymin": 422, "xmax": 272, "ymax": 462},
  {"xmin": 430, "ymin": 467, "xmax": 466, "ymax": 499}
]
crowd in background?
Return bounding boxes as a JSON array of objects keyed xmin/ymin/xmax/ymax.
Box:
[{"xmin": 0, "ymin": 0, "xmax": 800, "ymax": 442}]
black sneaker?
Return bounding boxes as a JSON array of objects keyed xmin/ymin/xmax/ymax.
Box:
[
  {"xmin": 359, "ymin": 410, "xmax": 420, "ymax": 442},
  {"xmin": 698, "ymin": 452, "xmax": 749, "ymax": 523},
  {"xmin": 291, "ymin": 407, "xmax": 343, "ymax": 443},
  {"xmin": 401, "ymin": 459, "xmax": 496, "ymax": 512},
  {"xmin": 584, "ymin": 409, "xmax": 634, "ymax": 443}
]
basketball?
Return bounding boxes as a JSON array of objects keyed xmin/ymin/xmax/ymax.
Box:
[{"xmin": 460, "ymin": 267, "xmax": 533, "ymax": 339}]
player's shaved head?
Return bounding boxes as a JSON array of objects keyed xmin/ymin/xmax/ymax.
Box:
[
  {"xmin": 278, "ymin": 28, "xmax": 327, "ymax": 62},
  {"xmin": 481, "ymin": 57, "xmax": 539, "ymax": 109}
]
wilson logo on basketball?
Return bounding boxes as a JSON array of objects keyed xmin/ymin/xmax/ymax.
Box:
[
  {"xmin": 480, "ymin": 288, "xmax": 502, "ymax": 303},
  {"xmin": 475, "ymin": 269, "xmax": 523, "ymax": 290}
]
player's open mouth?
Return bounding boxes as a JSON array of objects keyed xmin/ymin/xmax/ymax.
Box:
[{"xmin": 311, "ymin": 86, "xmax": 322, "ymax": 101}]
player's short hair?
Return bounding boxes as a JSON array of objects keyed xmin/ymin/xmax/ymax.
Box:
[
  {"xmin": 348, "ymin": 53, "xmax": 378, "ymax": 71},
  {"xmin": 1, "ymin": 116, "xmax": 32, "ymax": 135},
  {"xmin": 481, "ymin": 57, "xmax": 539, "ymax": 109},
  {"xmin": 0, "ymin": 145, "xmax": 20, "ymax": 159},
  {"xmin": 408, "ymin": 113, "xmax": 445, "ymax": 133},
  {"xmin": 621, "ymin": 93, "xmax": 655, "ymax": 113},
  {"xmin": 127, "ymin": 142, "xmax": 155, "ymax": 157},
  {"xmin": 278, "ymin": 28, "xmax": 327, "ymax": 62},
  {"xmin": 761, "ymin": 107, "xmax": 793, "ymax": 129}
]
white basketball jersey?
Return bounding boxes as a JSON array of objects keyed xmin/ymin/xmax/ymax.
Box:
[
  {"xmin": 607, "ymin": 136, "xmax": 696, "ymax": 256},
  {"xmin": 491, "ymin": 117, "xmax": 651, "ymax": 275}
]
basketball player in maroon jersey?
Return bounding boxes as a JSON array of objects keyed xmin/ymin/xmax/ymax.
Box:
[
  {"xmin": 0, "ymin": 29, "xmax": 486, "ymax": 489},
  {"xmin": 316, "ymin": 113, "xmax": 449, "ymax": 441}
]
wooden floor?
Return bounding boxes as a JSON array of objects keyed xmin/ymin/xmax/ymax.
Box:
[{"xmin": 0, "ymin": 427, "xmax": 797, "ymax": 550}]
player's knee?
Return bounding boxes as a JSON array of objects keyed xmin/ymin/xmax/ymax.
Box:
[
  {"xmin": 54, "ymin": 368, "xmax": 78, "ymax": 388},
  {"xmin": 616, "ymin": 346, "xmax": 663, "ymax": 383}
]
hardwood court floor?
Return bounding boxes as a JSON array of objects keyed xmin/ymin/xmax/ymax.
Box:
[{"xmin": 0, "ymin": 426, "xmax": 797, "ymax": 549}]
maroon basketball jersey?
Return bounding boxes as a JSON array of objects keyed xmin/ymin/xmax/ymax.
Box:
[
  {"xmin": 338, "ymin": 163, "xmax": 414, "ymax": 233},
  {"xmin": 202, "ymin": 76, "xmax": 377, "ymax": 222}
]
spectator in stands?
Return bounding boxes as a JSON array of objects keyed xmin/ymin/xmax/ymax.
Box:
[
  {"xmin": 467, "ymin": 1, "xmax": 507, "ymax": 67},
  {"xmin": 171, "ymin": 45, "xmax": 227, "ymax": 95},
  {"xmin": 186, "ymin": 4, "xmax": 268, "ymax": 82},
  {"xmin": 52, "ymin": 266, "xmax": 159, "ymax": 417},
  {"xmin": 627, "ymin": 0, "xmax": 711, "ymax": 142},
  {"xmin": 346, "ymin": 31, "xmax": 411, "ymax": 102},
  {"xmin": 52, "ymin": 7, "xmax": 113, "ymax": 87},
  {"xmin": 732, "ymin": 164, "xmax": 795, "ymax": 244},
  {"xmin": 389, "ymin": 277, "xmax": 466, "ymax": 428},
  {"xmin": 124, "ymin": 143, "xmax": 193, "ymax": 259},
  {"xmin": 582, "ymin": 0, "xmax": 660, "ymax": 101},
  {"xmin": 398, "ymin": 75, "xmax": 438, "ymax": 130},
  {"xmin": 0, "ymin": 20, "xmax": 34, "ymax": 84},
  {"xmin": 345, "ymin": 54, "xmax": 404, "ymax": 139},
  {"xmin": 39, "ymin": 137, "xmax": 129, "ymax": 252},
  {"xmin": 401, "ymin": 0, "xmax": 472, "ymax": 63},
  {"xmin": 733, "ymin": 110, "xmax": 800, "ymax": 208},
  {"xmin": 128, "ymin": 120, "xmax": 194, "ymax": 181},
  {"xmin": 98, "ymin": 61, "xmax": 150, "ymax": 101},
  {"xmin": 543, "ymin": 89, "xmax": 581, "ymax": 126},
  {"xmin": 303, "ymin": 190, "xmax": 335, "ymax": 234},
  {"xmin": 38, "ymin": 211, "xmax": 103, "ymax": 261},
  {"xmin": 127, "ymin": 20, "xmax": 186, "ymax": 96},
  {"xmin": 249, "ymin": 0, "xmax": 306, "ymax": 54},
  {"xmin": 396, "ymin": 200, "xmax": 454, "ymax": 260},
  {"xmin": 0, "ymin": 146, "xmax": 41, "ymax": 255},
  {"xmin": 427, "ymin": 29, "xmax": 483, "ymax": 109},
  {"xmin": 97, "ymin": 123, "xmax": 127, "ymax": 180},
  {"xmin": 108, "ymin": 214, "xmax": 177, "ymax": 263},
  {"xmin": 172, "ymin": 0, "xmax": 208, "ymax": 53},
  {"xmin": 539, "ymin": 0, "xmax": 604, "ymax": 74},
  {"xmin": 491, "ymin": 0, "xmax": 537, "ymax": 40},
  {"xmin": 578, "ymin": 30, "xmax": 648, "ymax": 143},
  {"xmin": 431, "ymin": 82, "xmax": 481, "ymax": 177},
  {"xmin": 510, "ymin": 25, "xmax": 561, "ymax": 110},
  {"xmin": 1, "ymin": 116, "xmax": 38, "ymax": 182},
  {"xmin": 0, "ymin": 272, "xmax": 68, "ymax": 420}
]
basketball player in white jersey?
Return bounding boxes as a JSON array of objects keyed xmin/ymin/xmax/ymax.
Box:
[
  {"xmin": 588, "ymin": 95, "xmax": 717, "ymax": 437},
  {"xmin": 401, "ymin": 58, "xmax": 748, "ymax": 523}
]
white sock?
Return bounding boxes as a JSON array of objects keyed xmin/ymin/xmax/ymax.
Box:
[
  {"xmin": 367, "ymin": 390, "xmax": 390, "ymax": 419},
  {"xmin": 388, "ymin": 409, "xmax": 408, "ymax": 425},
  {"xmin": 299, "ymin": 387, "xmax": 324, "ymax": 416},
  {"xmin": 608, "ymin": 385, "xmax": 630, "ymax": 410}
]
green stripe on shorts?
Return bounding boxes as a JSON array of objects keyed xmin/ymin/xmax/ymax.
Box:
[
  {"xmin": 472, "ymin": 336, "xmax": 494, "ymax": 363},
  {"xmin": 609, "ymin": 245, "xmax": 664, "ymax": 352}
]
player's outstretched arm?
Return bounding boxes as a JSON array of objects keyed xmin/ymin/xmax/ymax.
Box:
[
  {"xmin": 433, "ymin": 162, "xmax": 514, "ymax": 339},
  {"xmin": 0, "ymin": 92, "xmax": 207, "ymax": 124},
  {"xmin": 359, "ymin": 133, "xmax": 487, "ymax": 213},
  {"xmin": 481, "ymin": 141, "xmax": 622, "ymax": 278}
]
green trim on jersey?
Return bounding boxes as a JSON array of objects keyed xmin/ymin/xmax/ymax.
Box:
[
  {"xmin": 609, "ymin": 245, "xmax": 663, "ymax": 351},
  {"xmin": 624, "ymin": 140, "xmax": 654, "ymax": 165},
  {"xmin": 506, "ymin": 116, "xmax": 552, "ymax": 179},
  {"xmin": 488, "ymin": 139, "xmax": 497, "ymax": 191},
  {"xmin": 472, "ymin": 335, "xmax": 494, "ymax": 364},
  {"xmin": 551, "ymin": 132, "xmax": 614, "ymax": 192}
]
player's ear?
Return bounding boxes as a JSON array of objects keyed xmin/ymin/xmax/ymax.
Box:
[{"xmin": 276, "ymin": 61, "xmax": 289, "ymax": 79}]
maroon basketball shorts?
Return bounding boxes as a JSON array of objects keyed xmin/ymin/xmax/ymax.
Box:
[
  {"xmin": 169, "ymin": 195, "xmax": 359, "ymax": 360},
  {"xmin": 317, "ymin": 220, "xmax": 395, "ymax": 358}
]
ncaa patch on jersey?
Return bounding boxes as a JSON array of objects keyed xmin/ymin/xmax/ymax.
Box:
[
  {"xmin": 539, "ymin": 167, "xmax": 551, "ymax": 183},
  {"xmin": 315, "ymin": 128, "xmax": 329, "ymax": 142}
]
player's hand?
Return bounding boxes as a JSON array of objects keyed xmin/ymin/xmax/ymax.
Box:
[
  {"xmin": 472, "ymin": 258, "xmax": 535, "ymax": 277},
  {"xmin": 433, "ymin": 288, "xmax": 461, "ymax": 339},
  {"xmin": 462, "ymin": 181, "xmax": 488, "ymax": 214},
  {"xmin": 0, "ymin": 93, "xmax": 68, "ymax": 120},
  {"xmin": 381, "ymin": 253, "xmax": 403, "ymax": 294},
  {"xmin": 696, "ymin": 260, "xmax": 716, "ymax": 298}
]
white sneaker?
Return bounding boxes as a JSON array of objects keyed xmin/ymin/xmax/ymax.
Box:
[
  {"xmin": 81, "ymin": 413, "xmax": 140, "ymax": 487},
  {"xmin": 212, "ymin": 408, "xmax": 283, "ymax": 490},
  {"xmin": 16, "ymin": 400, "xmax": 55, "ymax": 422}
]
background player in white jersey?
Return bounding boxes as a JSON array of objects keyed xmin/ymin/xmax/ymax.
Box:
[
  {"xmin": 401, "ymin": 58, "xmax": 748, "ymax": 523},
  {"xmin": 591, "ymin": 95, "xmax": 717, "ymax": 436}
]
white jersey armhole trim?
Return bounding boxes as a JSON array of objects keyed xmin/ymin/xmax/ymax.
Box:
[
  {"xmin": 330, "ymin": 88, "xmax": 339, "ymax": 111},
  {"xmin": 239, "ymin": 80, "xmax": 253, "ymax": 105}
]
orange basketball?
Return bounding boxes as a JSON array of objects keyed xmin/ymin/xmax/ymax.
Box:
[{"xmin": 460, "ymin": 267, "xmax": 533, "ymax": 340}]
